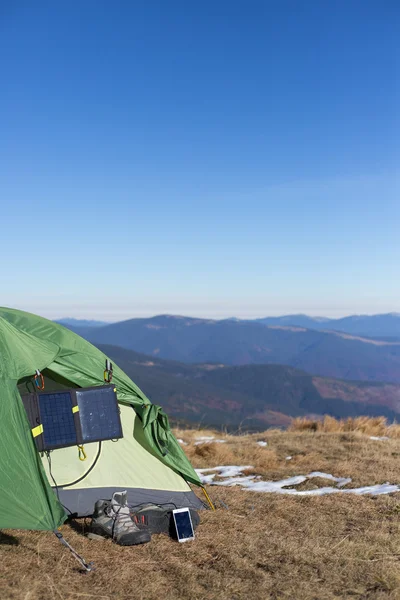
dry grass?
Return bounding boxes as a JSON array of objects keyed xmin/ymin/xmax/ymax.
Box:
[
  {"xmin": 289, "ymin": 416, "xmax": 400, "ymax": 438},
  {"xmin": 2, "ymin": 424, "xmax": 400, "ymax": 600}
]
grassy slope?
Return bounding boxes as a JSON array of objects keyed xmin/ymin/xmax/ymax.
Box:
[
  {"xmin": 2, "ymin": 424, "xmax": 400, "ymax": 600},
  {"xmin": 98, "ymin": 344, "xmax": 400, "ymax": 429}
]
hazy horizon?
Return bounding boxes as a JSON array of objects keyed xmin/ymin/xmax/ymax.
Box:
[{"xmin": 4, "ymin": 304, "xmax": 400, "ymax": 324}]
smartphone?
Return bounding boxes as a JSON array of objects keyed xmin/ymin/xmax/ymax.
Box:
[{"xmin": 172, "ymin": 508, "xmax": 195, "ymax": 543}]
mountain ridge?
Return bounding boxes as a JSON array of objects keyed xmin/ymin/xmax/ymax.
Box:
[
  {"xmin": 96, "ymin": 344, "xmax": 400, "ymax": 430},
  {"xmin": 56, "ymin": 311, "xmax": 400, "ymax": 337},
  {"xmin": 60, "ymin": 315, "xmax": 400, "ymax": 384},
  {"xmin": 255, "ymin": 313, "xmax": 400, "ymax": 338}
]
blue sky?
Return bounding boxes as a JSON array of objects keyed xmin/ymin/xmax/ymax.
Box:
[{"xmin": 1, "ymin": 1, "xmax": 399, "ymax": 320}]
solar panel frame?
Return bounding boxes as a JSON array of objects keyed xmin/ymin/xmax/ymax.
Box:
[
  {"xmin": 21, "ymin": 393, "xmax": 45, "ymax": 452},
  {"xmin": 21, "ymin": 384, "xmax": 122, "ymax": 451}
]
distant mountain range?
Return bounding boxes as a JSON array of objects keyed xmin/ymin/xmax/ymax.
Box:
[
  {"xmin": 254, "ymin": 313, "xmax": 400, "ymax": 338},
  {"xmin": 96, "ymin": 344, "xmax": 400, "ymax": 430},
  {"xmin": 58, "ymin": 314, "xmax": 400, "ymax": 384},
  {"xmin": 56, "ymin": 318, "xmax": 108, "ymax": 328},
  {"xmin": 59, "ymin": 312, "xmax": 400, "ymax": 338}
]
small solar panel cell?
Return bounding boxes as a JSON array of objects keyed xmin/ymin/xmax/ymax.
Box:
[{"xmin": 39, "ymin": 392, "xmax": 77, "ymax": 449}]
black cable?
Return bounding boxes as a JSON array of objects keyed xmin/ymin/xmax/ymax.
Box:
[
  {"xmin": 60, "ymin": 442, "xmax": 102, "ymax": 488},
  {"xmin": 45, "ymin": 451, "xmax": 73, "ymax": 516},
  {"xmin": 128, "ymin": 501, "xmax": 179, "ymax": 512},
  {"xmin": 46, "ymin": 451, "xmax": 59, "ymax": 501},
  {"xmin": 45, "ymin": 443, "xmax": 102, "ymax": 517}
]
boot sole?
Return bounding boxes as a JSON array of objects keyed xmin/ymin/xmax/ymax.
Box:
[
  {"xmin": 87, "ymin": 532, "xmax": 106, "ymax": 541},
  {"xmin": 118, "ymin": 535, "xmax": 151, "ymax": 546},
  {"xmin": 89, "ymin": 525, "xmax": 151, "ymax": 546}
]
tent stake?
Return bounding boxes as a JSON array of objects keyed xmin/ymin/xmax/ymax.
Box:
[
  {"xmin": 53, "ymin": 530, "xmax": 94, "ymax": 572},
  {"xmin": 201, "ymin": 486, "xmax": 216, "ymax": 510}
]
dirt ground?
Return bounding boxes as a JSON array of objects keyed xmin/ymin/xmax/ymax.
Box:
[{"xmin": 1, "ymin": 421, "xmax": 400, "ymax": 600}]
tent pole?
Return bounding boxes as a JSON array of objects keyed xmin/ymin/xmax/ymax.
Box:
[{"xmin": 53, "ymin": 530, "xmax": 94, "ymax": 572}]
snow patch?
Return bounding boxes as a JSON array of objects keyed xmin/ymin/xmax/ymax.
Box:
[
  {"xmin": 257, "ymin": 441, "xmax": 268, "ymax": 447},
  {"xmin": 369, "ymin": 436, "xmax": 389, "ymax": 441},
  {"xmin": 177, "ymin": 439, "xmax": 187, "ymax": 445},
  {"xmin": 286, "ymin": 456, "xmax": 292, "ymax": 460},
  {"xmin": 308, "ymin": 471, "xmax": 351, "ymax": 488},
  {"xmin": 196, "ymin": 465, "xmax": 253, "ymax": 483},
  {"xmin": 196, "ymin": 465, "xmax": 400, "ymax": 496},
  {"xmin": 198, "ymin": 473, "xmax": 217, "ymax": 485},
  {"xmin": 194, "ymin": 436, "xmax": 226, "ymax": 445}
]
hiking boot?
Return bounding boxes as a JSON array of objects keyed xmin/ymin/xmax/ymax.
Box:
[
  {"xmin": 130, "ymin": 504, "xmax": 200, "ymax": 536},
  {"xmin": 89, "ymin": 491, "xmax": 151, "ymax": 546}
]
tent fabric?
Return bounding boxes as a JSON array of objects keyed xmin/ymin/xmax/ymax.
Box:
[
  {"xmin": 0, "ymin": 378, "xmax": 67, "ymax": 530},
  {"xmin": 0, "ymin": 307, "xmax": 201, "ymax": 531},
  {"xmin": 58, "ymin": 488, "xmax": 204, "ymax": 517},
  {"xmin": 41, "ymin": 405, "xmax": 204, "ymax": 516},
  {"xmin": 41, "ymin": 405, "xmax": 190, "ymax": 491}
]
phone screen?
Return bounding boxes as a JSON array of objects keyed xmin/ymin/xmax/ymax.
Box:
[{"xmin": 174, "ymin": 510, "xmax": 194, "ymax": 541}]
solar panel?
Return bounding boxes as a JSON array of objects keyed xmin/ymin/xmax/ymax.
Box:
[
  {"xmin": 21, "ymin": 385, "xmax": 123, "ymax": 451},
  {"xmin": 76, "ymin": 386, "xmax": 122, "ymax": 443}
]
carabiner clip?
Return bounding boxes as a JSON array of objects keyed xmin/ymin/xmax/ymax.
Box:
[
  {"xmin": 104, "ymin": 359, "xmax": 113, "ymax": 383},
  {"xmin": 34, "ymin": 370, "xmax": 45, "ymax": 391},
  {"xmin": 78, "ymin": 445, "xmax": 87, "ymax": 461}
]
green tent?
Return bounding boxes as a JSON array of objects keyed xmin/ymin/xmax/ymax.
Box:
[{"xmin": 0, "ymin": 307, "xmax": 202, "ymax": 531}]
